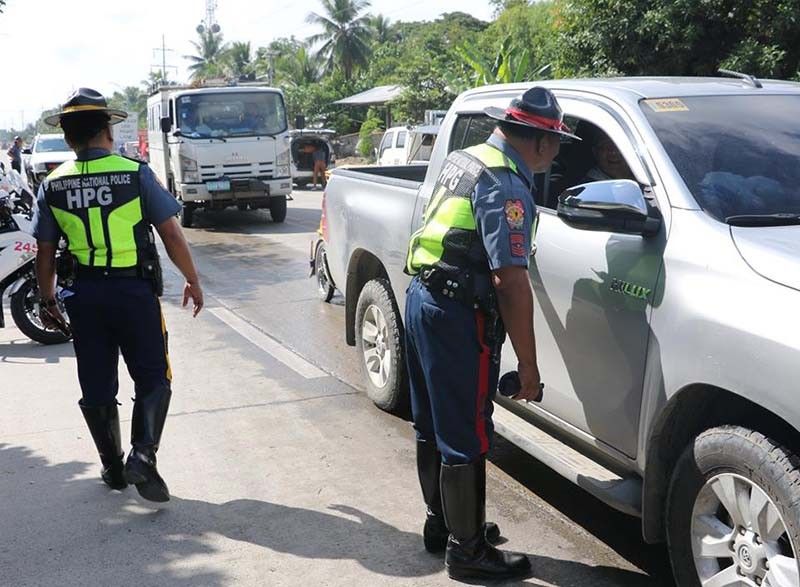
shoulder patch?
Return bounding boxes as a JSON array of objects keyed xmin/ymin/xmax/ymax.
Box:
[
  {"xmin": 504, "ymin": 199, "xmax": 525, "ymax": 230},
  {"xmin": 510, "ymin": 233, "xmax": 526, "ymax": 257}
]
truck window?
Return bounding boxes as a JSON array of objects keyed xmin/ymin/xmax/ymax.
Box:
[
  {"xmin": 379, "ymin": 132, "xmax": 394, "ymax": 157},
  {"xmin": 450, "ymin": 115, "xmax": 495, "ymax": 152},
  {"xmin": 396, "ymin": 130, "xmax": 407, "ymax": 148}
]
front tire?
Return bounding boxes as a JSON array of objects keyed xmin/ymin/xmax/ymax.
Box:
[
  {"xmin": 667, "ymin": 426, "xmax": 800, "ymax": 587},
  {"xmin": 269, "ymin": 195, "xmax": 287, "ymax": 223},
  {"xmin": 355, "ymin": 278, "xmax": 408, "ymax": 414},
  {"xmin": 10, "ymin": 279, "xmax": 71, "ymax": 345}
]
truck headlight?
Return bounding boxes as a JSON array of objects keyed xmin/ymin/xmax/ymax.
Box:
[
  {"xmin": 180, "ymin": 156, "xmax": 198, "ymax": 172},
  {"xmin": 276, "ymin": 165, "xmax": 290, "ymax": 178},
  {"xmin": 183, "ymin": 172, "xmax": 200, "ymax": 183},
  {"xmin": 276, "ymin": 149, "xmax": 290, "ymax": 166}
]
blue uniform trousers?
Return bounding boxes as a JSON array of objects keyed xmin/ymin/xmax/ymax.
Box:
[
  {"xmin": 63, "ymin": 276, "xmax": 171, "ymax": 407},
  {"xmin": 404, "ymin": 277, "xmax": 500, "ymax": 465}
]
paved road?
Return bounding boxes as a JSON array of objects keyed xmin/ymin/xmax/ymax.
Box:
[{"xmin": 0, "ymin": 188, "xmax": 675, "ymax": 586}]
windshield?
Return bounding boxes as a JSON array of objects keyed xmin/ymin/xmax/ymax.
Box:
[
  {"xmin": 176, "ymin": 91, "xmax": 287, "ymax": 138},
  {"xmin": 35, "ymin": 136, "xmax": 69, "ymax": 152},
  {"xmin": 642, "ymin": 95, "xmax": 800, "ymax": 221}
]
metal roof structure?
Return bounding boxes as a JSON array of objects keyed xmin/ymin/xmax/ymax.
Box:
[{"xmin": 333, "ymin": 85, "xmax": 405, "ymax": 106}]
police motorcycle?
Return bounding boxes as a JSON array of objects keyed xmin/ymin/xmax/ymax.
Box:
[{"xmin": 0, "ymin": 169, "xmax": 71, "ymax": 344}]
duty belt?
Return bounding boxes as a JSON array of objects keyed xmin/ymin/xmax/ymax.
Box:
[
  {"xmin": 419, "ymin": 266, "xmax": 475, "ymax": 306},
  {"xmin": 76, "ymin": 265, "xmax": 142, "ymax": 279}
]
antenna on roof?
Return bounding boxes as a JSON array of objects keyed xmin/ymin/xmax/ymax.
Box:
[{"xmin": 718, "ymin": 69, "xmax": 763, "ymax": 89}]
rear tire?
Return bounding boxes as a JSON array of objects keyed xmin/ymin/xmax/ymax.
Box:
[
  {"xmin": 180, "ymin": 202, "xmax": 194, "ymax": 228},
  {"xmin": 10, "ymin": 279, "xmax": 71, "ymax": 345},
  {"xmin": 314, "ymin": 242, "xmax": 335, "ymax": 303},
  {"xmin": 269, "ymin": 195, "xmax": 287, "ymax": 223},
  {"xmin": 667, "ymin": 426, "xmax": 800, "ymax": 587},
  {"xmin": 355, "ymin": 278, "xmax": 408, "ymax": 415}
]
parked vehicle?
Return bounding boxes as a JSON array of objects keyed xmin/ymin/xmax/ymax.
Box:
[
  {"xmin": 290, "ymin": 128, "xmax": 336, "ymax": 188},
  {"xmin": 322, "ymin": 77, "xmax": 800, "ymax": 585},
  {"xmin": 0, "ymin": 169, "xmax": 71, "ymax": 345},
  {"xmin": 376, "ymin": 124, "xmax": 439, "ymax": 166},
  {"xmin": 25, "ymin": 133, "xmax": 75, "ymax": 191},
  {"xmin": 147, "ymin": 83, "xmax": 292, "ymax": 227}
]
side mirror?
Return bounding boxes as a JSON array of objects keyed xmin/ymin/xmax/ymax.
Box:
[
  {"xmin": 160, "ymin": 116, "xmax": 172, "ymax": 134},
  {"xmin": 173, "ymin": 129, "xmax": 183, "ymax": 138},
  {"xmin": 295, "ymin": 115, "xmax": 306, "ymax": 130},
  {"xmin": 557, "ymin": 180, "xmax": 661, "ymax": 236},
  {"xmin": 22, "ymin": 147, "xmax": 32, "ymax": 155}
]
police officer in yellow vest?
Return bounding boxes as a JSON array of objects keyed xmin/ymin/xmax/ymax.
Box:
[
  {"xmin": 32, "ymin": 88, "xmax": 204, "ymax": 503},
  {"xmin": 404, "ymin": 88, "xmax": 579, "ymax": 582}
]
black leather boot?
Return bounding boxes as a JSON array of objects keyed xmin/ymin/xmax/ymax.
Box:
[
  {"xmin": 417, "ymin": 441, "xmax": 501, "ymax": 553},
  {"xmin": 79, "ymin": 401, "xmax": 128, "ymax": 490},
  {"xmin": 441, "ymin": 458, "xmax": 531, "ymax": 581},
  {"xmin": 124, "ymin": 386, "xmax": 171, "ymax": 502}
]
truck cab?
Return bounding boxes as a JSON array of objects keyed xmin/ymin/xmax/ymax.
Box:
[{"xmin": 147, "ymin": 84, "xmax": 292, "ymax": 227}]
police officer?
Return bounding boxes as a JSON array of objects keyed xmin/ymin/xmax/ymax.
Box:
[
  {"xmin": 404, "ymin": 87, "xmax": 579, "ymax": 581},
  {"xmin": 32, "ymin": 88, "xmax": 204, "ymax": 503}
]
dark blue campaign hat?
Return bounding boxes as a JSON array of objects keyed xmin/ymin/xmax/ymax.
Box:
[
  {"xmin": 485, "ymin": 87, "xmax": 580, "ymax": 141},
  {"xmin": 45, "ymin": 88, "xmax": 128, "ymax": 127}
]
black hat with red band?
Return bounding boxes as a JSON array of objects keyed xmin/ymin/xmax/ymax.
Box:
[{"xmin": 484, "ymin": 87, "xmax": 581, "ymax": 141}]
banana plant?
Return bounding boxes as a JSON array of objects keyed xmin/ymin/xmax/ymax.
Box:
[{"xmin": 454, "ymin": 35, "xmax": 552, "ymax": 89}]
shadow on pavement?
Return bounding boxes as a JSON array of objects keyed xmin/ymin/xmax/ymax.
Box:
[
  {"xmin": 489, "ymin": 436, "xmax": 675, "ymax": 586},
  {"xmin": 187, "ymin": 205, "xmax": 321, "ymax": 236},
  {"xmin": 0, "ymin": 337, "xmax": 74, "ymax": 364},
  {"xmin": 1, "ymin": 441, "xmax": 665, "ymax": 586}
]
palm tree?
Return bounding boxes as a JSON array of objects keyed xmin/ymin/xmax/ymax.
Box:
[
  {"xmin": 369, "ymin": 14, "xmax": 392, "ymax": 45},
  {"xmin": 275, "ymin": 45, "xmax": 323, "ymax": 86},
  {"xmin": 224, "ymin": 41, "xmax": 255, "ymax": 81},
  {"xmin": 142, "ymin": 70, "xmax": 172, "ymax": 93},
  {"xmin": 185, "ymin": 30, "xmax": 228, "ymax": 80},
  {"xmin": 306, "ymin": 0, "xmax": 373, "ymax": 81}
]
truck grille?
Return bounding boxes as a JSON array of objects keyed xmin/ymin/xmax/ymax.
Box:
[{"xmin": 199, "ymin": 162, "xmax": 275, "ymax": 180}]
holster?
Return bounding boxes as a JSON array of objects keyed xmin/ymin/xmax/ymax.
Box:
[
  {"xmin": 139, "ymin": 231, "xmax": 164, "ymax": 297},
  {"xmin": 55, "ymin": 250, "xmax": 77, "ymax": 287}
]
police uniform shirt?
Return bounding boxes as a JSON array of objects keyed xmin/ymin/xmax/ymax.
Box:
[
  {"xmin": 32, "ymin": 148, "xmax": 182, "ymax": 243},
  {"xmin": 472, "ymin": 134, "xmax": 537, "ymax": 271}
]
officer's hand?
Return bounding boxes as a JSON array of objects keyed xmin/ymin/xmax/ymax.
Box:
[
  {"xmin": 39, "ymin": 302, "xmax": 67, "ymax": 333},
  {"xmin": 183, "ymin": 281, "xmax": 204, "ymax": 317},
  {"xmin": 515, "ymin": 361, "xmax": 543, "ymax": 402}
]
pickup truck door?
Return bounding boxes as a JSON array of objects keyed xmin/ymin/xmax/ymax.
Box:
[{"xmin": 514, "ymin": 100, "xmax": 666, "ymax": 459}]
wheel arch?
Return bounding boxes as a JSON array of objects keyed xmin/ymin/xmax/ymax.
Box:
[
  {"xmin": 642, "ymin": 383, "xmax": 800, "ymax": 544},
  {"xmin": 345, "ymin": 249, "xmax": 391, "ymax": 346}
]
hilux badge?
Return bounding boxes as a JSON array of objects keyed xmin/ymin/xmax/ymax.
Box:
[{"xmin": 610, "ymin": 278, "xmax": 651, "ymax": 301}]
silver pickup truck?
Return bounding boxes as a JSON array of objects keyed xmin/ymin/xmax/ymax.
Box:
[{"xmin": 322, "ymin": 78, "xmax": 800, "ymax": 585}]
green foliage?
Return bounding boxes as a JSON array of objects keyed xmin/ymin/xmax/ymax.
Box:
[
  {"xmin": 185, "ymin": 30, "xmax": 228, "ymax": 80},
  {"xmin": 453, "ymin": 35, "xmax": 551, "ymax": 91},
  {"xmin": 357, "ymin": 108, "xmax": 383, "ymax": 159},
  {"xmin": 553, "ymin": 0, "xmax": 800, "ymax": 79},
  {"xmin": 306, "ymin": 0, "xmax": 374, "ymax": 81},
  {"xmin": 108, "ymin": 86, "xmax": 147, "ymax": 129},
  {"xmin": 224, "ymin": 41, "xmax": 256, "ymax": 81}
]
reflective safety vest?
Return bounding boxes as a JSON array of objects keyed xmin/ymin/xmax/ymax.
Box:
[
  {"xmin": 405, "ymin": 142, "xmax": 518, "ymax": 276},
  {"xmin": 44, "ymin": 155, "xmax": 150, "ymax": 269}
]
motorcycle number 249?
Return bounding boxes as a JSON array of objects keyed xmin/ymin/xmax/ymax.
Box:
[{"xmin": 13, "ymin": 242, "xmax": 37, "ymax": 253}]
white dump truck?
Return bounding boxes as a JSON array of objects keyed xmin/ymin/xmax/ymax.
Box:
[{"xmin": 146, "ymin": 83, "xmax": 292, "ymax": 227}]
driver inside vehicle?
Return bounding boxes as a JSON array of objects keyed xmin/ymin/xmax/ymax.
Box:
[
  {"xmin": 239, "ymin": 103, "xmax": 264, "ymax": 132},
  {"xmin": 583, "ymin": 133, "xmax": 635, "ymax": 183}
]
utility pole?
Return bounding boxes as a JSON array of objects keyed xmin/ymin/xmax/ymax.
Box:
[{"xmin": 151, "ymin": 35, "xmax": 178, "ymax": 88}]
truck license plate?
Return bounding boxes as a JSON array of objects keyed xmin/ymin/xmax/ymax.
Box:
[{"xmin": 206, "ymin": 180, "xmax": 231, "ymax": 192}]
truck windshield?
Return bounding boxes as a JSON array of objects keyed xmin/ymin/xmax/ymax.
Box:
[
  {"xmin": 642, "ymin": 95, "xmax": 800, "ymax": 222},
  {"xmin": 35, "ymin": 137, "xmax": 69, "ymax": 152},
  {"xmin": 176, "ymin": 91, "xmax": 287, "ymax": 139}
]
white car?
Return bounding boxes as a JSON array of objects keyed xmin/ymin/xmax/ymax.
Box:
[
  {"xmin": 26, "ymin": 134, "xmax": 75, "ymax": 190},
  {"xmin": 376, "ymin": 125, "xmax": 439, "ymax": 166}
]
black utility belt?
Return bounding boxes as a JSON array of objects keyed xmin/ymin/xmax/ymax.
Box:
[{"xmin": 76, "ymin": 265, "xmax": 143, "ymax": 279}]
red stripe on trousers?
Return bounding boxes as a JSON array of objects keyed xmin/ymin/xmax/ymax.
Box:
[{"xmin": 475, "ymin": 311, "xmax": 490, "ymax": 454}]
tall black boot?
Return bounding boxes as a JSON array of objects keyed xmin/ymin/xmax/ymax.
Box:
[
  {"xmin": 124, "ymin": 386, "xmax": 171, "ymax": 502},
  {"xmin": 441, "ymin": 458, "xmax": 531, "ymax": 581},
  {"xmin": 417, "ymin": 441, "xmax": 501, "ymax": 553},
  {"xmin": 79, "ymin": 401, "xmax": 128, "ymax": 490}
]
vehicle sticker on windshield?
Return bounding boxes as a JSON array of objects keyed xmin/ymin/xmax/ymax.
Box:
[{"xmin": 645, "ymin": 98, "xmax": 689, "ymax": 113}]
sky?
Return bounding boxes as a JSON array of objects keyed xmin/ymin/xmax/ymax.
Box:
[{"xmin": 0, "ymin": 0, "xmax": 495, "ymax": 129}]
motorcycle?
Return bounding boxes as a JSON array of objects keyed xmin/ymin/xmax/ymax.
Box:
[{"xmin": 0, "ymin": 169, "xmax": 71, "ymax": 345}]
